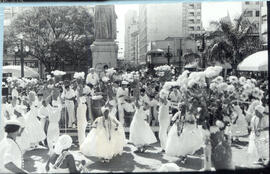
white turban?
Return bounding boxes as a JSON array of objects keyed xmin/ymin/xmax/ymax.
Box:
[{"xmin": 54, "ymin": 135, "xmax": 73, "ymax": 155}]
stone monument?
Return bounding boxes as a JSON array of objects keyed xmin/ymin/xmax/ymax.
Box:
[{"xmin": 91, "ymin": 5, "xmax": 118, "ymax": 70}]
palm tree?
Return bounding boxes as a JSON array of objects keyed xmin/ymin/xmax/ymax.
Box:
[{"xmin": 208, "ymin": 12, "xmax": 263, "ymax": 73}]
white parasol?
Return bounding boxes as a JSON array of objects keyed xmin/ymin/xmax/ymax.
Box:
[{"xmin": 237, "ymin": 50, "xmax": 268, "ymax": 71}]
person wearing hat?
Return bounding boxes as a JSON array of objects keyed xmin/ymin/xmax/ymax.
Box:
[
  {"xmin": 86, "ymin": 68, "xmax": 100, "ymax": 87},
  {"xmin": 165, "ymin": 102, "xmax": 203, "ymax": 163},
  {"xmin": 45, "ymin": 134, "xmax": 79, "ymax": 173},
  {"xmin": 248, "ymin": 105, "xmax": 269, "ymax": 165},
  {"xmin": 0, "ymin": 119, "xmax": 28, "ymax": 173},
  {"xmin": 61, "ymin": 83, "xmax": 76, "ymax": 128},
  {"xmin": 116, "ymin": 81, "xmax": 129, "ymax": 126}
]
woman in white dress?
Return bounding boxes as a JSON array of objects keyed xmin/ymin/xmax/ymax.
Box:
[
  {"xmin": 80, "ymin": 107, "xmax": 125, "ymax": 162},
  {"xmin": 129, "ymin": 99, "xmax": 157, "ymax": 153},
  {"xmin": 248, "ymin": 105, "xmax": 269, "ymax": 165},
  {"xmin": 158, "ymin": 90, "xmax": 170, "ymax": 152},
  {"xmin": 165, "ymin": 104, "xmax": 203, "ymax": 163},
  {"xmin": 24, "ymin": 91, "xmax": 46, "ymax": 148},
  {"xmin": 47, "ymin": 89, "xmax": 63, "ymax": 152},
  {"xmin": 76, "ymin": 84, "xmax": 88, "ymax": 146},
  {"xmin": 231, "ymin": 105, "xmax": 248, "ymax": 142}
]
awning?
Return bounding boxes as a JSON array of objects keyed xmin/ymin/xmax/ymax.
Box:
[
  {"xmin": 146, "ymin": 49, "xmax": 165, "ymax": 55},
  {"xmin": 237, "ymin": 50, "xmax": 268, "ymax": 71},
  {"xmin": 2, "ymin": 65, "xmax": 39, "ymax": 78}
]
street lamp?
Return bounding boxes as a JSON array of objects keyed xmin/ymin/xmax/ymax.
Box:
[
  {"xmin": 196, "ymin": 34, "xmax": 206, "ymax": 69},
  {"xmin": 14, "ymin": 34, "xmax": 29, "ymax": 77},
  {"xmin": 165, "ymin": 43, "xmax": 173, "ymax": 65}
]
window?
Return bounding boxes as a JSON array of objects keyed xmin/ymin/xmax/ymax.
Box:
[
  {"xmin": 189, "ymin": 26, "xmax": 194, "ymax": 31},
  {"xmin": 189, "ymin": 4, "xmax": 194, "ymax": 8},
  {"xmin": 197, "ymin": 12, "xmax": 201, "ymax": 16},
  {"xmin": 256, "ymin": 11, "xmax": 260, "ymax": 17},
  {"xmin": 189, "ymin": 19, "xmax": 195, "ymax": 23},
  {"xmin": 189, "ymin": 12, "xmax": 194, "ymax": 16},
  {"xmin": 197, "ymin": 26, "xmax": 201, "ymax": 31},
  {"xmin": 245, "ymin": 2, "xmax": 250, "ymax": 5},
  {"xmin": 197, "ymin": 19, "xmax": 201, "ymax": 23},
  {"xmin": 245, "ymin": 11, "xmax": 253, "ymax": 17}
]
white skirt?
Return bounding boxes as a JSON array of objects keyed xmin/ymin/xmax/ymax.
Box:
[
  {"xmin": 129, "ymin": 111, "xmax": 157, "ymax": 147},
  {"xmin": 165, "ymin": 123, "xmax": 203, "ymax": 157},
  {"xmin": 24, "ymin": 112, "xmax": 46, "ymax": 144},
  {"xmin": 81, "ymin": 127, "xmax": 113, "ymax": 159},
  {"xmin": 110, "ymin": 124, "xmax": 126, "ymax": 156}
]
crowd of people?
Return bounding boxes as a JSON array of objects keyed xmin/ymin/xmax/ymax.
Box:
[{"xmin": 0, "ymin": 64, "xmax": 269, "ymax": 172}]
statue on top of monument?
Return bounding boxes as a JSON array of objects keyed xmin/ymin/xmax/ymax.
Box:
[{"xmin": 94, "ymin": 5, "xmax": 117, "ymax": 40}]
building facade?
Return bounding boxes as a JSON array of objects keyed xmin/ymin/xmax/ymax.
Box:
[
  {"xmin": 242, "ymin": 1, "xmax": 262, "ymax": 35},
  {"xmin": 136, "ymin": 2, "xmax": 202, "ymax": 63},
  {"xmin": 124, "ymin": 10, "xmax": 138, "ymax": 61},
  {"xmin": 182, "ymin": 2, "xmax": 203, "ymax": 38},
  {"xmin": 260, "ymin": 1, "xmax": 267, "ymax": 45}
]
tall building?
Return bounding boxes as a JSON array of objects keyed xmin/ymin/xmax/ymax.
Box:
[
  {"xmin": 242, "ymin": 1, "xmax": 262, "ymax": 35},
  {"xmin": 137, "ymin": 3, "xmax": 202, "ymax": 63},
  {"xmin": 260, "ymin": 1, "xmax": 267, "ymax": 45},
  {"xmin": 182, "ymin": 2, "xmax": 203, "ymax": 38},
  {"xmin": 124, "ymin": 10, "xmax": 137, "ymax": 61}
]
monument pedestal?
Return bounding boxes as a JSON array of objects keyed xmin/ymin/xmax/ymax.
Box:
[{"xmin": 91, "ymin": 40, "xmax": 118, "ymax": 70}]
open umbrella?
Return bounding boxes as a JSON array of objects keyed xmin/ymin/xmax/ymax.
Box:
[
  {"xmin": 2, "ymin": 65, "xmax": 39, "ymax": 78},
  {"xmin": 237, "ymin": 50, "xmax": 268, "ymax": 71}
]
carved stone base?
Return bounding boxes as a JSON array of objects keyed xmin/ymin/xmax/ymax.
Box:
[{"xmin": 90, "ymin": 41, "xmax": 118, "ymax": 70}]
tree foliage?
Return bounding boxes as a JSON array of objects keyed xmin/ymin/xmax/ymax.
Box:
[
  {"xmin": 4, "ymin": 6, "xmax": 95, "ymax": 73},
  {"xmin": 208, "ymin": 12, "xmax": 264, "ymax": 70}
]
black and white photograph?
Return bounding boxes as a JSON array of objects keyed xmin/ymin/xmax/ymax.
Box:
[{"xmin": 0, "ymin": 0, "xmax": 269, "ymax": 173}]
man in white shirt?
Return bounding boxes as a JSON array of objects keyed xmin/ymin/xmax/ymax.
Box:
[
  {"xmin": 86, "ymin": 68, "xmax": 100, "ymax": 87},
  {"xmin": 116, "ymin": 81, "xmax": 129, "ymax": 126},
  {"xmin": 0, "ymin": 119, "xmax": 27, "ymax": 173},
  {"xmin": 61, "ymin": 84, "xmax": 76, "ymax": 128}
]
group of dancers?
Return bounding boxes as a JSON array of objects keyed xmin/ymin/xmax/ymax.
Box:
[{"xmin": 0, "ymin": 66, "xmax": 269, "ymax": 173}]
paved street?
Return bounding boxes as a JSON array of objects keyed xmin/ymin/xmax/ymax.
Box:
[{"xmin": 23, "ymin": 136, "xmax": 265, "ymax": 173}]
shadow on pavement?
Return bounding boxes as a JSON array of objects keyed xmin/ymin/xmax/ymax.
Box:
[
  {"xmin": 86, "ymin": 152, "xmax": 150, "ymax": 172},
  {"xmin": 134, "ymin": 151, "xmax": 169, "ymax": 164},
  {"xmin": 24, "ymin": 149, "xmax": 49, "ymax": 173},
  {"xmin": 176, "ymin": 156, "xmax": 203, "ymax": 171},
  {"xmin": 232, "ymin": 140, "xmax": 249, "ymax": 147}
]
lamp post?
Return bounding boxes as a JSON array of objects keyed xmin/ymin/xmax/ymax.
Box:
[
  {"xmin": 14, "ymin": 34, "xmax": 29, "ymax": 78},
  {"xmin": 196, "ymin": 33, "xmax": 206, "ymax": 69},
  {"xmin": 165, "ymin": 43, "xmax": 173, "ymax": 65}
]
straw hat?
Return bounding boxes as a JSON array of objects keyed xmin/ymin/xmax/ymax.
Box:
[{"xmin": 54, "ymin": 135, "xmax": 73, "ymax": 155}]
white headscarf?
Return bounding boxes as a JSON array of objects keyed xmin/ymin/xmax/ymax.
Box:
[{"xmin": 54, "ymin": 135, "xmax": 73, "ymax": 155}]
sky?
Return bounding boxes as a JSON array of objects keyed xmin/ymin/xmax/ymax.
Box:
[{"xmin": 115, "ymin": 1, "xmax": 242, "ymax": 58}]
